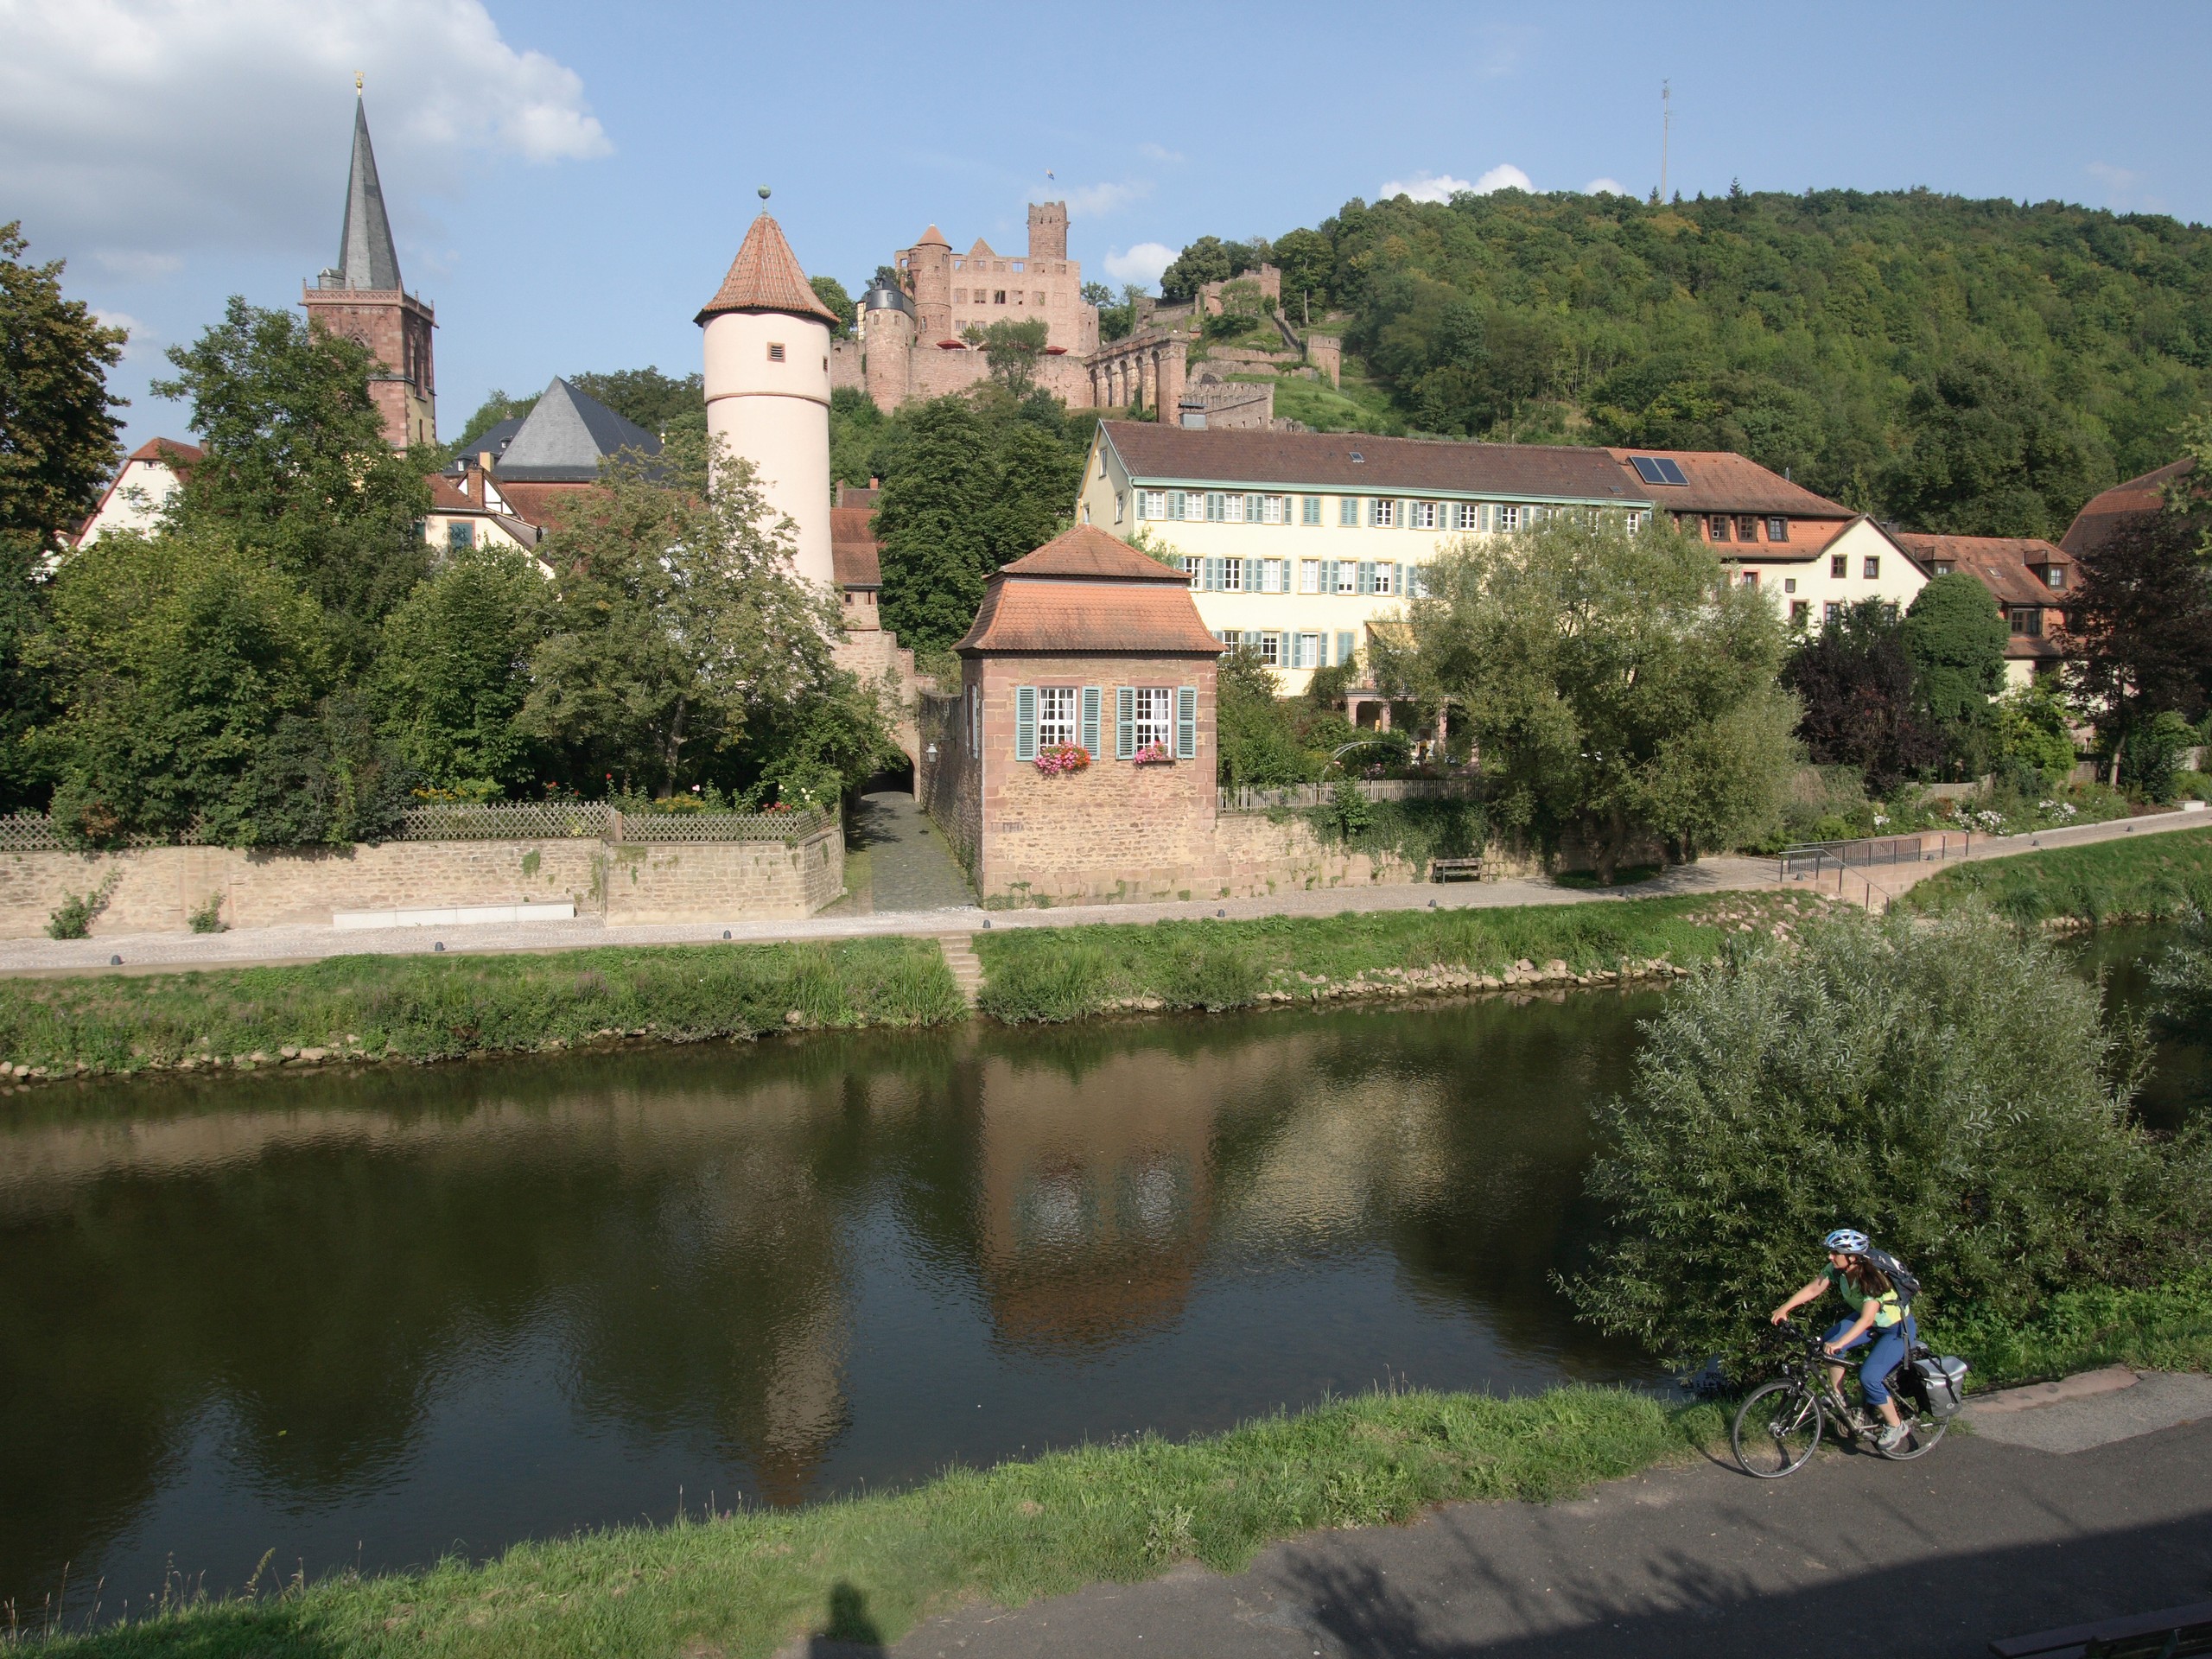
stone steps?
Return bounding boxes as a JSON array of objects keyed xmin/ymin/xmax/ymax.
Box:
[{"xmin": 937, "ymin": 933, "xmax": 985, "ymax": 1007}]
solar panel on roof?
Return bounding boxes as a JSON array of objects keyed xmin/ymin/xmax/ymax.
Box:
[{"xmin": 1630, "ymin": 455, "xmax": 1688, "ymax": 486}]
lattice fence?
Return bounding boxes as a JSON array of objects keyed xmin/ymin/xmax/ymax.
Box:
[
  {"xmin": 1217, "ymin": 779, "xmax": 1482, "ymax": 813},
  {"xmin": 399, "ymin": 803, "xmax": 611, "ymax": 841},
  {"xmin": 0, "ymin": 815, "xmax": 64, "ymax": 852},
  {"xmin": 615, "ymin": 807, "xmax": 830, "ymax": 843}
]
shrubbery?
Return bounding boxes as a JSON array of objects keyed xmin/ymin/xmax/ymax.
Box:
[{"xmin": 1567, "ymin": 907, "xmax": 2212, "ymax": 1376}]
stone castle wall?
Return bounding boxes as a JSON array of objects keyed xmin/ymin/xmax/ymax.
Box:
[{"xmin": 0, "ymin": 827, "xmax": 843, "ymax": 939}]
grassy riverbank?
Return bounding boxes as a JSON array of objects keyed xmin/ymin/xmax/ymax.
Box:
[
  {"xmin": 976, "ymin": 890, "xmax": 1830, "ymax": 1022},
  {"xmin": 1904, "ymin": 823, "xmax": 2212, "ymax": 925},
  {"xmin": 22, "ymin": 1386, "xmax": 1723, "ymax": 1657},
  {"xmin": 0, "ymin": 938, "xmax": 965, "ymax": 1079}
]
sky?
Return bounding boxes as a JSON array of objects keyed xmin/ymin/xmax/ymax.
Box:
[{"xmin": 7, "ymin": 0, "xmax": 2210, "ymax": 452}]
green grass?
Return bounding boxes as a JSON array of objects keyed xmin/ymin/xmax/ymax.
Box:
[
  {"xmin": 1904, "ymin": 823, "xmax": 2212, "ymax": 926},
  {"xmin": 1262, "ymin": 371, "xmax": 1402, "ymax": 434},
  {"xmin": 975, "ymin": 891, "xmax": 1829, "ymax": 1023},
  {"xmin": 21, "ymin": 1385, "xmax": 1723, "ymax": 1658},
  {"xmin": 1938, "ymin": 1272, "xmax": 2212, "ymax": 1389},
  {"xmin": 0, "ymin": 938, "xmax": 965, "ymax": 1077}
]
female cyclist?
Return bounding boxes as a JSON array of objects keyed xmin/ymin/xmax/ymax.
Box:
[{"xmin": 1769, "ymin": 1227, "xmax": 1916, "ymax": 1452}]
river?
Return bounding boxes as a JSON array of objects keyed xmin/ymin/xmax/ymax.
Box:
[{"xmin": 0, "ymin": 930, "xmax": 2192, "ymax": 1618}]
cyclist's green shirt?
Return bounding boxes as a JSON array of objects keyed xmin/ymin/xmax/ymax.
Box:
[{"xmin": 1825, "ymin": 1266, "xmax": 1903, "ymax": 1327}]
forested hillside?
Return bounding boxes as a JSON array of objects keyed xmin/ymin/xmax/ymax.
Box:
[{"xmin": 1207, "ymin": 188, "xmax": 2212, "ymax": 537}]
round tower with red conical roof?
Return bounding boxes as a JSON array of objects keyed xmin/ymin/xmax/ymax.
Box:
[{"xmin": 696, "ymin": 196, "xmax": 841, "ymax": 588}]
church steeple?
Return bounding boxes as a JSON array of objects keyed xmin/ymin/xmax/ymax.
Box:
[
  {"xmin": 335, "ymin": 92, "xmax": 403, "ymax": 291},
  {"xmin": 302, "ymin": 81, "xmax": 437, "ymax": 448}
]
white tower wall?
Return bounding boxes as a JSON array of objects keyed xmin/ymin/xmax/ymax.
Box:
[{"xmin": 702, "ymin": 308, "xmax": 834, "ymax": 589}]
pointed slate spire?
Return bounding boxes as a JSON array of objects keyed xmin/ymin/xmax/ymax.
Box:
[{"xmin": 336, "ymin": 93, "xmax": 403, "ymax": 291}]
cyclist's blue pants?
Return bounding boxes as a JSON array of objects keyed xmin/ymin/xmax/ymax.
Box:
[{"xmin": 1824, "ymin": 1315, "xmax": 1916, "ymax": 1408}]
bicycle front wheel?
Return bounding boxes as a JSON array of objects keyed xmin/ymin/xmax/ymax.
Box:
[{"xmin": 1733, "ymin": 1380, "xmax": 1823, "ymax": 1478}]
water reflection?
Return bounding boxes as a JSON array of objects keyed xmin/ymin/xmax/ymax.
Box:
[{"xmin": 1, "ymin": 991, "xmax": 1660, "ymax": 1611}]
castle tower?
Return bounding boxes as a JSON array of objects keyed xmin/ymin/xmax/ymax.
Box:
[
  {"xmin": 696, "ymin": 207, "xmax": 840, "ymax": 588},
  {"xmin": 1027, "ymin": 201, "xmax": 1068, "ymax": 262},
  {"xmin": 300, "ymin": 89, "xmax": 436, "ymax": 448}
]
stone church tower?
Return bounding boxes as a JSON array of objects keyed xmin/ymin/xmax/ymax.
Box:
[
  {"xmin": 696, "ymin": 206, "xmax": 841, "ymax": 588},
  {"xmin": 301, "ymin": 89, "xmax": 436, "ymax": 449}
]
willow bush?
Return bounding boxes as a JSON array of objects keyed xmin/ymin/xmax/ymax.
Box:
[{"xmin": 1566, "ymin": 907, "xmax": 2212, "ymax": 1376}]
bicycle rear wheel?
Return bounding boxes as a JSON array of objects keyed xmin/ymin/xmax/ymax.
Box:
[{"xmin": 1733, "ymin": 1380, "xmax": 1822, "ymax": 1478}]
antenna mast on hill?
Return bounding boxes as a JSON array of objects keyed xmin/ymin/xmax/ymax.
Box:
[{"xmin": 1660, "ymin": 80, "xmax": 1672, "ymax": 201}]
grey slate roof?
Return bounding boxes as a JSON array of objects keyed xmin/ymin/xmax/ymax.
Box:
[
  {"xmin": 442, "ymin": 415, "xmax": 530, "ymax": 476},
  {"xmin": 335, "ymin": 96, "xmax": 403, "ymax": 291},
  {"xmin": 493, "ymin": 378, "xmax": 663, "ymax": 482}
]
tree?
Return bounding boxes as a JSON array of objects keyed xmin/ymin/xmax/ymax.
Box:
[
  {"xmin": 1385, "ymin": 512, "xmax": 1796, "ymax": 879},
  {"xmin": 1079, "ymin": 282, "xmax": 1112, "ymax": 307},
  {"xmin": 1881, "ymin": 356, "xmax": 2110, "ymax": 539},
  {"xmin": 974, "ymin": 317, "xmax": 1049, "ymax": 397},
  {"xmin": 1096, "ymin": 283, "xmax": 1145, "ymax": 344},
  {"xmin": 1781, "ymin": 599, "xmax": 1940, "ymax": 792},
  {"xmin": 34, "ymin": 529, "xmax": 334, "ymax": 844},
  {"xmin": 2071, "ymin": 461, "xmax": 2212, "ymax": 760},
  {"xmin": 1991, "ymin": 682, "xmax": 2078, "ymax": 788},
  {"xmin": 518, "ymin": 447, "xmax": 888, "ymax": 798},
  {"xmin": 808, "ymin": 276, "xmax": 856, "ymax": 338},
  {"xmin": 1567, "ymin": 909, "xmax": 2212, "ymax": 1376},
  {"xmin": 1159, "ymin": 236, "xmax": 1236, "ymax": 302},
  {"xmin": 373, "ymin": 543, "xmax": 553, "ymax": 795},
  {"xmin": 829, "ymin": 385, "xmax": 886, "ymax": 488},
  {"xmin": 153, "ymin": 298, "xmax": 429, "ymax": 664},
  {"xmin": 1215, "ymin": 643, "xmax": 1312, "ymax": 787},
  {"xmin": 1271, "ymin": 226, "xmax": 1333, "ymax": 321},
  {"xmin": 872, "ymin": 392, "xmax": 1086, "ymax": 652},
  {"xmin": 0, "ymin": 222, "xmax": 126, "ymax": 552},
  {"xmin": 1902, "ymin": 572, "xmax": 2009, "ymax": 763},
  {"xmin": 569, "ymin": 367, "xmax": 704, "ymax": 440}
]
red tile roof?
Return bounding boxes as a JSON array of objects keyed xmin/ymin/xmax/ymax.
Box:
[
  {"xmin": 1707, "ymin": 516, "xmax": 1854, "ymax": 563},
  {"xmin": 491, "ymin": 480, "xmax": 598, "ymax": 529},
  {"xmin": 130, "ymin": 437, "xmax": 202, "ymax": 466},
  {"xmin": 1000, "ymin": 524, "xmax": 1194, "ymax": 582},
  {"xmin": 1103, "ymin": 422, "xmax": 1639, "ymax": 500},
  {"xmin": 1891, "ymin": 533, "xmax": 2074, "ymax": 607},
  {"xmin": 2061, "ymin": 457, "xmax": 2194, "ymax": 558},
  {"xmin": 830, "ymin": 505, "xmax": 880, "ymax": 588},
  {"xmin": 957, "ymin": 526, "xmax": 1222, "ymax": 656},
  {"xmin": 696, "ymin": 213, "xmax": 841, "ymax": 327},
  {"xmin": 1604, "ymin": 448, "xmax": 1853, "ymax": 518}
]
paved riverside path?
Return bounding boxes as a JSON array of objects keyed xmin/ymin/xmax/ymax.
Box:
[
  {"xmin": 3, "ymin": 807, "xmax": 2205, "ymax": 976},
  {"xmin": 868, "ymin": 1382, "xmax": 2212, "ymax": 1659}
]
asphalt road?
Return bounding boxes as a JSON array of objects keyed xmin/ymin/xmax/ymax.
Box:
[{"xmin": 875, "ymin": 1393, "xmax": 2212, "ymax": 1659}]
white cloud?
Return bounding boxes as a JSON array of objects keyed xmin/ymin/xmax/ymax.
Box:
[
  {"xmin": 1030, "ymin": 179, "xmax": 1149, "ymax": 219},
  {"xmin": 1103, "ymin": 242, "xmax": 1174, "ymax": 288},
  {"xmin": 93, "ymin": 308, "xmax": 154, "ymax": 360},
  {"xmin": 1138, "ymin": 143, "xmax": 1185, "ymax": 164},
  {"xmin": 1379, "ymin": 164, "xmax": 1532, "ymax": 203},
  {"xmin": 2086, "ymin": 161, "xmax": 2164, "ymax": 213},
  {"xmin": 1585, "ymin": 177, "xmax": 1628, "ymax": 196},
  {"xmin": 0, "ymin": 0, "xmax": 609, "ymax": 271}
]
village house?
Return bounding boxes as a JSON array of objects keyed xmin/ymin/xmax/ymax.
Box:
[
  {"xmin": 1891, "ymin": 533, "xmax": 2078, "ymax": 689},
  {"xmin": 1073, "ymin": 424, "xmax": 1921, "ymax": 705},
  {"xmin": 72, "ymin": 437, "xmax": 200, "ymax": 546}
]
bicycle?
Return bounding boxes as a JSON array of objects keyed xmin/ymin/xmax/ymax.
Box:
[{"xmin": 1730, "ymin": 1318, "xmax": 1948, "ymax": 1478}]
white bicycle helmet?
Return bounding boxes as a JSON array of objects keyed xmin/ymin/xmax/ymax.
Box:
[{"xmin": 1824, "ymin": 1228, "xmax": 1870, "ymax": 1255}]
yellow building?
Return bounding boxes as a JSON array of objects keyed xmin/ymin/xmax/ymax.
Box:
[{"xmin": 1075, "ymin": 423, "xmax": 1904, "ymax": 696}]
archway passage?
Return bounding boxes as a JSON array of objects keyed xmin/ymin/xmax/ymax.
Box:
[{"xmin": 834, "ymin": 776, "xmax": 972, "ymax": 914}]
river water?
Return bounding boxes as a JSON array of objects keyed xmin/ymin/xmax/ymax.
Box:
[{"xmin": 0, "ymin": 931, "xmax": 2192, "ymax": 1616}]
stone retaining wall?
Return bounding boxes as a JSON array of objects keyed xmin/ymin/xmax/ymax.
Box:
[{"xmin": 0, "ymin": 825, "xmax": 844, "ymax": 939}]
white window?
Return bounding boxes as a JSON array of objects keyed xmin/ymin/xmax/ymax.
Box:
[
  {"xmin": 1369, "ymin": 498, "xmax": 1397, "ymax": 527},
  {"xmin": 1115, "ymin": 492, "xmax": 1125, "ymax": 524},
  {"xmin": 1299, "ymin": 559, "xmax": 1322, "ymax": 594},
  {"xmin": 1224, "ymin": 493, "xmax": 1246, "ymax": 523},
  {"xmin": 1294, "ymin": 631, "xmax": 1322, "ymax": 669},
  {"xmin": 1335, "ymin": 562, "xmax": 1357, "ymax": 594},
  {"xmin": 1406, "ymin": 565, "xmax": 1429, "ymax": 599},
  {"xmin": 1624, "ymin": 511, "xmax": 1646, "ymax": 534},
  {"xmin": 1038, "ymin": 686, "xmax": 1077, "ymax": 749},
  {"xmin": 1259, "ymin": 494, "xmax": 1286, "ymax": 524},
  {"xmin": 1184, "ymin": 556, "xmax": 1201, "ymax": 589},
  {"xmin": 1497, "ymin": 505, "xmax": 1522, "ymax": 532},
  {"xmin": 1179, "ymin": 493, "xmax": 1203, "ymax": 522},
  {"xmin": 1373, "ymin": 563, "xmax": 1395, "ymax": 595},
  {"xmin": 1411, "ymin": 501, "xmax": 1439, "ymax": 531},
  {"xmin": 1221, "ymin": 557, "xmax": 1245, "ymax": 592},
  {"xmin": 1134, "ymin": 687, "xmax": 1174, "ymax": 750},
  {"xmin": 1216, "ymin": 629, "xmax": 1243, "ymax": 647},
  {"xmin": 1141, "ymin": 489, "xmax": 1166, "ymax": 519},
  {"xmin": 1258, "ymin": 558, "xmax": 1287, "ymax": 593},
  {"xmin": 1256, "ymin": 632, "xmax": 1281, "ymax": 666},
  {"xmin": 1455, "ymin": 501, "xmax": 1484, "ymax": 531}
]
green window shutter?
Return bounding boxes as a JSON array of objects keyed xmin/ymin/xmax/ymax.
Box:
[
  {"xmin": 1176, "ymin": 686, "xmax": 1198, "ymax": 760},
  {"xmin": 1014, "ymin": 685, "xmax": 1037, "ymax": 761},
  {"xmin": 1338, "ymin": 631, "xmax": 1357, "ymax": 670},
  {"xmin": 1318, "ymin": 632, "xmax": 1331, "ymax": 668},
  {"xmin": 1081, "ymin": 686, "xmax": 1102, "ymax": 757},
  {"xmin": 1394, "ymin": 562, "xmax": 1406, "ymax": 596},
  {"xmin": 1168, "ymin": 490, "xmax": 1185, "ymax": 519},
  {"xmin": 1357, "ymin": 560, "xmax": 1375, "ymax": 594},
  {"xmin": 1116, "ymin": 686, "xmax": 1136, "ymax": 759},
  {"xmin": 1323, "ymin": 559, "xmax": 1338, "ymax": 594}
]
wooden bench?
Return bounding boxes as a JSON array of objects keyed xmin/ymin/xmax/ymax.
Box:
[
  {"xmin": 1990, "ymin": 1599, "xmax": 2212, "ymax": 1658},
  {"xmin": 1428, "ymin": 857, "xmax": 1483, "ymax": 883}
]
